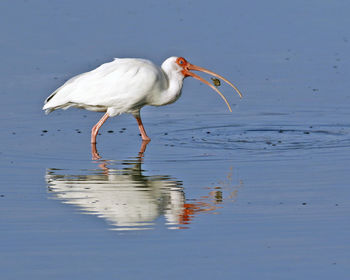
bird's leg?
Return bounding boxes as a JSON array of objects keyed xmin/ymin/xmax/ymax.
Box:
[
  {"xmin": 91, "ymin": 112, "xmax": 109, "ymax": 144},
  {"xmin": 91, "ymin": 143, "xmax": 101, "ymax": 160},
  {"xmin": 139, "ymin": 140, "xmax": 150, "ymax": 157},
  {"xmin": 135, "ymin": 115, "xmax": 151, "ymax": 141}
]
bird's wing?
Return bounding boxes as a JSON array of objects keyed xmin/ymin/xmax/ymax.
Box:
[{"xmin": 43, "ymin": 58, "xmax": 167, "ymax": 114}]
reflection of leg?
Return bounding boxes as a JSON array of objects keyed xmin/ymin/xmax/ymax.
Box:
[
  {"xmin": 98, "ymin": 162, "xmax": 109, "ymax": 174},
  {"xmin": 139, "ymin": 140, "xmax": 150, "ymax": 157},
  {"xmin": 91, "ymin": 113, "xmax": 109, "ymax": 144},
  {"xmin": 91, "ymin": 143, "xmax": 101, "ymax": 160}
]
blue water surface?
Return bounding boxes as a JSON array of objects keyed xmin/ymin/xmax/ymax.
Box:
[{"xmin": 0, "ymin": 0, "xmax": 349, "ymax": 279}]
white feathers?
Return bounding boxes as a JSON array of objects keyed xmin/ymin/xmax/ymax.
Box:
[{"xmin": 43, "ymin": 57, "xmax": 184, "ymax": 117}]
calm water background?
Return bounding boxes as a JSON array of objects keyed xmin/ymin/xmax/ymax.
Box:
[{"xmin": 0, "ymin": 0, "xmax": 349, "ymax": 279}]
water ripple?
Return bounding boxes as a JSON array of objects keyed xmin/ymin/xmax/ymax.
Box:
[{"xmin": 165, "ymin": 123, "xmax": 350, "ymax": 154}]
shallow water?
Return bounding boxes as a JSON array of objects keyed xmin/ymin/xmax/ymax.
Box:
[{"xmin": 1, "ymin": 0, "xmax": 350, "ymax": 279}]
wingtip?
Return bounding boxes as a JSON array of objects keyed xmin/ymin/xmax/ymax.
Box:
[{"xmin": 42, "ymin": 104, "xmax": 52, "ymax": 114}]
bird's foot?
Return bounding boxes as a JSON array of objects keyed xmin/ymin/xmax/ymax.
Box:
[{"xmin": 91, "ymin": 143, "xmax": 101, "ymax": 160}]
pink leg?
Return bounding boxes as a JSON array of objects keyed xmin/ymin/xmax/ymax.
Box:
[
  {"xmin": 139, "ymin": 140, "xmax": 150, "ymax": 157},
  {"xmin": 91, "ymin": 143, "xmax": 101, "ymax": 160},
  {"xmin": 91, "ymin": 113, "xmax": 109, "ymax": 144},
  {"xmin": 135, "ymin": 116, "xmax": 151, "ymax": 141}
]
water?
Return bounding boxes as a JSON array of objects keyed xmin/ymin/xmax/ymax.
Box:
[{"xmin": 1, "ymin": 0, "xmax": 350, "ymax": 279}]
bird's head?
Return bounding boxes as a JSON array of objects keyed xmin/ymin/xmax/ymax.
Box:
[{"xmin": 163, "ymin": 57, "xmax": 243, "ymax": 112}]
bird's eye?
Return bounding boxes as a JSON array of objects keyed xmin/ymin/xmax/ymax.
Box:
[{"xmin": 177, "ymin": 57, "xmax": 186, "ymax": 66}]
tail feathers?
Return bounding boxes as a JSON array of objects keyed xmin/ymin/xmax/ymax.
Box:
[
  {"xmin": 43, "ymin": 88, "xmax": 67, "ymax": 113},
  {"xmin": 44, "ymin": 108, "xmax": 54, "ymax": 115},
  {"xmin": 43, "ymin": 102, "xmax": 74, "ymax": 114},
  {"xmin": 44, "ymin": 88, "xmax": 59, "ymax": 104},
  {"xmin": 43, "ymin": 102, "xmax": 55, "ymax": 114}
]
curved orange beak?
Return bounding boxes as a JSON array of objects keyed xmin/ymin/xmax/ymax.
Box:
[{"xmin": 182, "ymin": 61, "xmax": 243, "ymax": 112}]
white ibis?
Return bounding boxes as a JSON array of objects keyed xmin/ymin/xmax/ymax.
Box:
[{"xmin": 43, "ymin": 57, "xmax": 242, "ymax": 144}]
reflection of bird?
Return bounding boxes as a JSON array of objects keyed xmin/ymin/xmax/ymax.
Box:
[
  {"xmin": 45, "ymin": 158, "xmax": 240, "ymax": 231},
  {"xmin": 46, "ymin": 159, "xmax": 186, "ymax": 230},
  {"xmin": 43, "ymin": 57, "xmax": 242, "ymax": 144}
]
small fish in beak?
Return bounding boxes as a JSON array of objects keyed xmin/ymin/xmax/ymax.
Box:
[
  {"xmin": 211, "ymin": 77, "xmax": 221, "ymax": 87},
  {"xmin": 176, "ymin": 57, "xmax": 243, "ymax": 112}
]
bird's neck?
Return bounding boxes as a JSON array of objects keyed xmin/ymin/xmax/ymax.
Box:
[{"xmin": 157, "ymin": 68, "xmax": 185, "ymax": 106}]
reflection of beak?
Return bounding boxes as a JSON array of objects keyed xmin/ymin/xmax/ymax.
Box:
[{"xmin": 182, "ymin": 63, "xmax": 243, "ymax": 112}]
